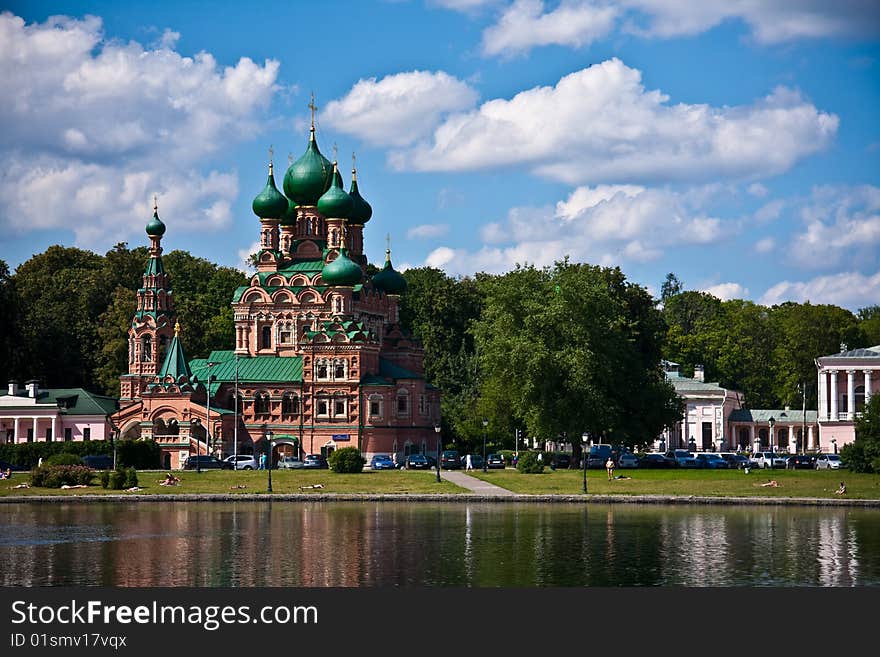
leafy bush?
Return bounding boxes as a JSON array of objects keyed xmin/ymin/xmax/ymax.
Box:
[
  {"xmin": 0, "ymin": 439, "xmax": 160, "ymax": 470},
  {"xmin": 107, "ymin": 469, "xmax": 126, "ymax": 490},
  {"xmin": 516, "ymin": 451, "xmax": 545, "ymax": 474},
  {"xmin": 100, "ymin": 471, "xmax": 111, "ymax": 488},
  {"xmin": 840, "ymin": 441, "xmax": 880, "ymax": 474},
  {"xmin": 123, "ymin": 467, "xmax": 138, "ymax": 488},
  {"xmin": 328, "ymin": 447, "xmax": 365, "ymax": 473},
  {"xmin": 101, "ymin": 468, "xmax": 138, "ymax": 490},
  {"xmin": 30, "ymin": 465, "xmax": 94, "ymax": 488},
  {"xmin": 44, "ymin": 453, "xmax": 84, "ymax": 467}
]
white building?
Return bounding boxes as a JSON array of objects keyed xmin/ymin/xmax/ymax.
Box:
[{"xmin": 816, "ymin": 345, "xmax": 879, "ymax": 452}]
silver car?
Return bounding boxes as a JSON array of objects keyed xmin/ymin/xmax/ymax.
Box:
[
  {"xmin": 224, "ymin": 455, "xmax": 256, "ymax": 470},
  {"xmin": 815, "ymin": 454, "xmax": 842, "ymax": 470}
]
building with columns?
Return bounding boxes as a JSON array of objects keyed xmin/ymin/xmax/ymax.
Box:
[
  {"xmin": 112, "ymin": 119, "xmax": 441, "ymax": 468},
  {"xmin": 815, "ymin": 345, "xmax": 879, "ymax": 452},
  {"xmin": 728, "ymin": 408, "xmax": 819, "ymax": 453},
  {"xmin": 0, "ymin": 380, "xmax": 118, "ymax": 445}
]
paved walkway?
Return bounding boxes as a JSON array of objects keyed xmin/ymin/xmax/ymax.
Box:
[{"xmin": 439, "ymin": 468, "xmax": 517, "ymax": 496}]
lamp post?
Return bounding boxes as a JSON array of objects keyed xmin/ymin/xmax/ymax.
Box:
[
  {"xmin": 434, "ymin": 425, "xmax": 441, "ymax": 483},
  {"xmin": 481, "ymin": 418, "xmax": 488, "ymax": 473},
  {"xmin": 581, "ymin": 433, "xmax": 589, "ymax": 494},
  {"xmin": 831, "ymin": 438, "xmax": 837, "ymax": 455},
  {"xmin": 108, "ymin": 418, "xmax": 119, "ymax": 471},
  {"xmin": 266, "ymin": 428, "xmax": 274, "ymax": 493},
  {"xmin": 768, "ymin": 416, "xmax": 775, "ymax": 455}
]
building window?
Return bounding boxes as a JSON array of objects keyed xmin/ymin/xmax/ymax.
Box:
[
  {"xmin": 142, "ymin": 335, "xmax": 152, "ymax": 362},
  {"xmin": 333, "ymin": 398, "xmax": 346, "ymax": 418},
  {"xmin": 855, "ymin": 385, "xmax": 866, "ymax": 412},
  {"xmin": 280, "ymin": 331, "xmax": 292, "ymax": 344},
  {"xmin": 45, "ymin": 427, "xmax": 52, "ymax": 442},
  {"xmin": 282, "ymin": 393, "xmax": 300, "ymax": 416},
  {"xmin": 64, "ymin": 428, "xmax": 72, "ymax": 442},
  {"xmin": 369, "ymin": 396, "xmax": 383, "ymax": 418},
  {"xmin": 334, "ymin": 360, "xmax": 346, "ymax": 380},
  {"xmin": 396, "ymin": 392, "xmax": 409, "ymax": 416},
  {"xmin": 27, "ymin": 428, "xmax": 33, "ymax": 442},
  {"xmin": 255, "ymin": 392, "xmax": 271, "ymax": 416},
  {"xmin": 419, "ymin": 395, "xmax": 427, "ymax": 416},
  {"xmin": 316, "ymin": 360, "xmax": 329, "ymax": 380},
  {"xmin": 83, "ymin": 427, "xmax": 91, "ymax": 441},
  {"xmin": 316, "ymin": 397, "xmax": 330, "ymax": 418},
  {"xmin": 261, "ymin": 326, "xmax": 272, "ymax": 350}
]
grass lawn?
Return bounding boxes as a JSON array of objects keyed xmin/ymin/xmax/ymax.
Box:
[
  {"xmin": 469, "ymin": 467, "xmax": 880, "ymax": 499},
  {"xmin": 0, "ymin": 468, "xmax": 468, "ymax": 497}
]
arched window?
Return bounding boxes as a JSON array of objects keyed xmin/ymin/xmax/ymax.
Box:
[
  {"xmin": 254, "ymin": 392, "xmax": 271, "ymax": 416},
  {"xmin": 142, "ymin": 335, "xmax": 152, "ymax": 362},
  {"xmin": 334, "ymin": 360, "xmax": 346, "ymax": 380},
  {"xmin": 261, "ymin": 326, "xmax": 272, "ymax": 350},
  {"xmin": 333, "ymin": 395, "xmax": 347, "ymax": 419},
  {"xmin": 316, "ymin": 395, "xmax": 330, "ymax": 418},
  {"xmin": 369, "ymin": 395, "xmax": 383, "ymax": 418},
  {"xmin": 282, "ymin": 393, "xmax": 300, "ymax": 416},
  {"xmin": 396, "ymin": 390, "xmax": 410, "ymax": 417},
  {"xmin": 316, "ymin": 360, "xmax": 329, "ymax": 380}
]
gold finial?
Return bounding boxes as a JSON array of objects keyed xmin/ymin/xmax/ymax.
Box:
[
  {"xmin": 352, "ymin": 152, "xmax": 357, "ymax": 180},
  {"xmin": 268, "ymin": 144, "xmax": 274, "ymax": 175},
  {"xmin": 174, "ymin": 320, "xmax": 180, "ymax": 336},
  {"xmin": 153, "ymin": 194, "xmax": 158, "ymax": 214},
  {"xmin": 332, "ymin": 142, "xmax": 338, "ymax": 164},
  {"xmin": 308, "ymin": 92, "xmax": 318, "ymax": 132},
  {"xmin": 385, "ymin": 233, "xmax": 391, "ymax": 259}
]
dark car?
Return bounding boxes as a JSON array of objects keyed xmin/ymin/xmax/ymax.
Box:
[
  {"xmin": 183, "ymin": 455, "xmax": 230, "ymax": 470},
  {"xmin": 440, "ymin": 450, "xmax": 461, "ymax": 470},
  {"xmin": 370, "ymin": 454, "xmax": 396, "ymax": 470},
  {"xmin": 720, "ymin": 453, "xmax": 751, "ymax": 469},
  {"xmin": 464, "ymin": 454, "xmax": 485, "ymax": 470},
  {"xmin": 0, "ymin": 459, "xmax": 28, "ymax": 473},
  {"xmin": 639, "ymin": 453, "xmax": 677, "ymax": 468},
  {"xmin": 486, "ymin": 453, "xmax": 505, "ymax": 469},
  {"xmin": 81, "ymin": 454, "xmax": 114, "ymax": 470},
  {"xmin": 302, "ymin": 454, "xmax": 328, "ymax": 469},
  {"xmin": 405, "ymin": 454, "xmax": 431, "ymax": 470},
  {"xmin": 551, "ymin": 453, "xmax": 571, "ymax": 470},
  {"xmin": 694, "ymin": 453, "xmax": 729, "ymax": 469},
  {"xmin": 425, "ymin": 454, "xmax": 437, "ymax": 469},
  {"xmin": 786, "ymin": 454, "xmax": 815, "ymax": 470}
]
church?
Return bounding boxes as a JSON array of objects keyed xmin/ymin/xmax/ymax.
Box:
[{"xmin": 112, "ymin": 116, "xmax": 441, "ymax": 469}]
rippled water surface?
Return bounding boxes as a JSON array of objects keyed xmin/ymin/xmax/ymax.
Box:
[{"xmin": 2, "ymin": 502, "xmax": 879, "ymax": 586}]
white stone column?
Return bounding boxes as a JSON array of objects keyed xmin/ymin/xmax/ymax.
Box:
[
  {"xmin": 32, "ymin": 417, "xmax": 38, "ymax": 442},
  {"xmin": 788, "ymin": 426, "xmax": 796, "ymax": 453},
  {"xmin": 808, "ymin": 425, "xmax": 815, "ymax": 451},
  {"xmin": 51, "ymin": 416, "xmax": 57, "ymax": 442},
  {"xmin": 865, "ymin": 370, "xmax": 872, "ymax": 405},
  {"xmin": 13, "ymin": 417, "xmax": 19, "ymax": 443},
  {"xmin": 830, "ymin": 371, "xmax": 838, "ymax": 421},
  {"xmin": 818, "ymin": 370, "xmax": 827, "ymax": 420},
  {"xmin": 750, "ymin": 424, "xmax": 755, "ymax": 448},
  {"xmin": 847, "ymin": 370, "xmax": 856, "ymax": 420}
]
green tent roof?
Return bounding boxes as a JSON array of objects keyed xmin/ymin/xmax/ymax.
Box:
[{"xmin": 157, "ymin": 335, "xmax": 193, "ymax": 381}]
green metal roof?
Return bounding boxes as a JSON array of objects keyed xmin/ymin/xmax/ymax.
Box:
[
  {"xmin": 729, "ymin": 409, "xmax": 819, "ymax": 423},
  {"xmin": 0, "ymin": 389, "xmax": 118, "ymax": 416},
  {"xmin": 665, "ymin": 372, "xmax": 728, "ymax": 392},
  {"xmin": 190, "ymin": 355, "xmax": 304, "ymax": 384},
  {"xmin": 379, "ymin": 358, "xmax": 422, "ymax": 380},
  {"xmin": 157, "ymin": 335, "xmax": 193, "ymax": 381}
]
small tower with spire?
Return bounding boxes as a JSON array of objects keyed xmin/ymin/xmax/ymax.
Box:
[
  {"xmin": 252, "ymin": 147, "xmax": 287, "ymax": 271},
  {"xmin": 121, "ymin": 197, "xmax": 177, "ymax": 400},
  {"xmin": 347, "ymin": 152, "xmax": 373, "ymax": 268}
]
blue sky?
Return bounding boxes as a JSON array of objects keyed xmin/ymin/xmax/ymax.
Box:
[{"xmin": 2, "ymin": 1, "xmax": 878, "ymax": 309}]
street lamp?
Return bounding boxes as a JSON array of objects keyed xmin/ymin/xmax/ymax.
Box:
[
  {"xmin": 481, "ymin": 418, "xmax": 488, "ymax": 473},
  {"xmin": 434, "ymin": 425, "xmax": 441, "ymax": 483},
  {"xmin": 266, "ymin": 428, "xmax": 274, "ymax": 493},
  {"xmin": 191, "ymin": 418, "xmax": 202, "ymax": 474},
  {"xmin": 831, "ymin": 438, "xmax": 837, "ymax": 455},
  {"xmin": 581, "ymin": 433, "xmax": 589, "ymax": 494},
  {"xmin": 768, "ymin": 416, "xmax": 775, "ymax": 454}
]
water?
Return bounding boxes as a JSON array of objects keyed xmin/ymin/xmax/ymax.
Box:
[{"xmin": 2, "ymin": 501, "xmax": 879, "ymax": 586}]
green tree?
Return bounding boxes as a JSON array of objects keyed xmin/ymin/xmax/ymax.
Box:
[
  {"xmin": 94, "ymin": 287, "xmax": 138, "ymax": 395},
  {"xmin": 858, "ymin": 306, "xmax": 880, "ymax": 347},
  {"xmin": 0, "ymin": 260, "xmax": 16, "ymax": 385},
  {"xmin": 841, "ymin": 395, "xmax": 880, "ymax": 473},
  {"xmin": 660, "ymin": 272, "xmax": 683, "ymax": 302}
]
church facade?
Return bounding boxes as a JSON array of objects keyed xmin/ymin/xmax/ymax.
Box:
[{"xmin": 112, "ymin": 121, "xmax": 441, "ymax": 469}]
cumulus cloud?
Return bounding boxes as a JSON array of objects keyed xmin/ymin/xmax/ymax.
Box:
[
  {"xmin": 0, "ymin": 12, "xmax": 280, "ymax": 247},
  {"xmin": 482, "ymin": 0, "xmax": 618, "ymax": 56},
  {"xmin": 427, "ymin": 183, "xmax": 732, "ymax": 275},
  {"xmin": 321, "ymin": 70, "xmax": 479, "ymax": 147},
  {"xmin": 748, "ymin": 182, "xmax": 769, "ymax": 197},
  {"xmin": 754, "ymin": 237, "xmax": 775, "ymax": 253},
  {"xmin": 761, "ymin": 271, "xmax": 880, "ymax": 311},
  {"xmin": 407, "ymin": 223, "xmax": 450, "ymax": 240},
  {"xmin": 390, "ymin": 59, "xmax": 837, "ymax": 185},
  {"xmin": 790, "ymin": 185, "xmax": 880, "ymax": 269},
  {"xmin": 701, "ymin": 282, "xmax": 749, "ymax": 301}
]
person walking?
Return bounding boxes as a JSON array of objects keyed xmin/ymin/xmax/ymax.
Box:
[
  {"xmin": 465, "ymin": 453, "xmax": 473, "ymax": 471},
  {"xmin": 606, "ymin": 457, "xmax": 615, "ymax": 481}
]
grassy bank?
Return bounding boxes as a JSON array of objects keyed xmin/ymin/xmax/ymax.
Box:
[
  {"xmin": 0, "ymin": 469, "xmax": 468, "ymax": 497},
  {"xmin": 470, "ymin": 468, "xmax": 880, "ymax": 499}
]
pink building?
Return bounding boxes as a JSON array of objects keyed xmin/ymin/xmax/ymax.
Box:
[
  {"xmin": 816, "ymin": 345, "xmax": 879, "ymax": 452},
  {"xmin": 0, "ymin": 380, "xmax": 118, "ymax": 444}
]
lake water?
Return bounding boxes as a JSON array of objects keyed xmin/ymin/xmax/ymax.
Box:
[{"xmin": 2, "ymin": 501, "xmax": 879, "ymax": 586}]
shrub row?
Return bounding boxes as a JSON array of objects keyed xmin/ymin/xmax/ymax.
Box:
[
  {"xmin": 100, "ymin": 468, "xmax": 139, "ymax": 490},
  {"xmin": 328, "ymin": 447, "xmax": 365, "ymax": 473},
  {"xmin": 30, "ymin": 464, "xmax": 95, "ymax": 488},
  {"xmin": 0, "ymin": 440, "xmax": 160, "ymax": 469}
]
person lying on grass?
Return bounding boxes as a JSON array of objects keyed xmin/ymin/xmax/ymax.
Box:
[{"xmin": 760, "ymin": 480, "xmax": 780, "ymax": 487}]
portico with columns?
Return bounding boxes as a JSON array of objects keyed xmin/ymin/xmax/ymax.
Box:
[{"xmin": 816, "ymin": 345, "xmax": 879, "ymax": 451}]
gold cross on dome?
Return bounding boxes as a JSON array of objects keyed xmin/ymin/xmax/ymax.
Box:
[
  {"xmin": 333, "ymin": 142, "xmax": 338, "ymax": 163},
  {"xmin": 308, "ymin": 92, "xmax": 318, "ymax": 130},
  {"xmin": 153, "ymin": 194, "xmax": 158, "ymax": 213}
]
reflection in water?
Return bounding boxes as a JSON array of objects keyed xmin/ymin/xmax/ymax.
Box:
[{"xmin": 1, "ymin": 502, "xmax": 879, "ymax": 587}]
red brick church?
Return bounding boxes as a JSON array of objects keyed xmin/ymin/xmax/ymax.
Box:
[{"xmin": 112, "ymin": 119, "xmax": 440, "ymax": 469}]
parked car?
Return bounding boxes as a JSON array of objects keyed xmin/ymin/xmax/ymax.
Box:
[
  {"xmin": 666, "ymin": 449, "xmax": 698, "ymax": 468},
  {"xmin": 551, "ymin": 453, "xmax": 571, "ymax": 469},
  {"xmin": 183, "ymin": 455, "xmax": 230, "ymax": 470},
  {"xmin": 440, "ymin": 450, "xmax": 461, "ymax": 470},
  {"xmin": 81, "ymin": 454, "xmax": 113, "ymax": 470},
  {"xmin": 752, "ymin": 451, "xmax": 787, "ymax": 469},
  {"xmin": 719, "ymin": 453, "xmax": 751, "ymax": 469},
  {"xmin": 224, "ymin": 454, "xmax": 256, "ymax": 470},
  {"xmin": 639, "ymin": 453, "xmax": 676, "ymax": 468},
  {"xmin": 302, "ymin": 454, "xmax": 328, "ymax": 469},
  {"xmin": 0, "ymin": 459, "xmax": 29, "ymax": 473},
  {"xmin": 587, "ymin": 444, "xmax": 613, "ymax": 469},
  {"xmin": 695, "ymin": 453, "xmax": 729, "ymax": 469},
  {"xmin": 370, "ymin": 454, "xmax": 396, "ymax": 470},
  {"xmin": 815, "ymin": 453, "xmax": 843, "ymax": 470},
  {"xmin": 464, "ymin": 454, "xmax": 485, "ymax": 470},
  {"xmin": 786, "ymin": 454, "xmax": 815, "ymax": 470},
  {"xmin": 424, "ymin": 454, "xmax": 437, "ymax": 469},
  {"xmin": 405, "ymin": 454, "xmax": 430, "ymax": 470},
  {"xmin": 617, "ymin": 453, "xmax": 640, "ymax": 468},
  {"xmin": 276, "ymin": 455, "xmax": 304, "ymax": 469},
  {"xmin": 486, "ymin": 453, "xmax": 505, "ymax": 469}
]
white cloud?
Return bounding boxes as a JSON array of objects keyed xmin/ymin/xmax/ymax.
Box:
[
  {"xmin": 754, "ymin": 199, "xmax": 785, "ymax": 223},
  {"xmin": 701, "ymin": 282, "xmax": 749, "ymax": 301},
  {"xmin": 0, "ymin": 12, "xmax": 280, "ymax": 248},
  {"xmin": 748, "ymin": 182, "xmax": 769, "ymax": 198},
  {"xmin": 754, "ymin": 237, "xmax": 775, "ymax": 253},
  {"xmin": 429, "ymin": 0, "xmax": 498, "ymax": 12},
  {"xmin": 482, "ymin": 0, "xmax": 619, "ymax": 57},
  {"xmin": 761, "ymin": 271, "xmax": 880, "ymax": 311},
  {"xmin": 426, "ymin": 183, "xmax": 733, "ymax": 274},
  {"xmin": 790, "ymin": 185, "xmax": 880, "ymax": 269},
  {"xmin": 407, "ymin": 223, "xmax": 450, "ymax": 239},
  {"xmin": 391, "ymin": 59, "xmax": 837, "ymax": 185},
  {"xmin": 321, "ymin": 70, "xmax": 479, "ymax": 147}
]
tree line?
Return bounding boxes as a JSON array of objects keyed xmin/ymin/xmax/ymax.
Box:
[{"xmin": 2, "ymin": 247, "xmax": 877, "ymax": 456}]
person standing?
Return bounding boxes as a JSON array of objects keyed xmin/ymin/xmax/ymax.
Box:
[
  {"xmin": 465, "ymin": 453, "xmax": 473, "ymax": 471},
  {"xmin": 606, "ymin": 457, "xmax": 615, "ymax": 481}
]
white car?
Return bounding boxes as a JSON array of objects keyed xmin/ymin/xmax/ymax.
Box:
[
  {"xmin": 277, "ymin": 455, "xmax": 304, "ymax": 469},
  {"xmin": 751, "ymin": 451, "xmax": 788, "ymax": 469},
  {"xmin": 815, "ymin": 454, "xmax": 843, "ymax": 470},
  {"xmin": 617, "ymin": 453, "xmax": 640, "ymax": 468},
  {"xmin": 224, "ymin": 455, "xmax": 256, "ymax": 470}
]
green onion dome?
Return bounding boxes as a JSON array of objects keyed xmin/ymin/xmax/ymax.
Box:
[
  {"xmin": 322, "ymin": 248, "xmax": 362, "ymax": 287},
  {"xmin": 280, "ymin": 197, "xmax": 298, "ymax": 227},
  {"xmin": 146, "ymin": 199, "xmax": 166, "ymax": 236},
  {"xmin": 316, "ymin": 162, "xmax": 353, "ymax": 219},
  {"xmin": 283, "ymin": 127, "xmax": 332, "ymax": 206},
  {"xmin": 371, "ymin": 249, "xmax": 407, "ymax": 295},
  {"xmin": 348, "ymin": 169, "xmax": 372, "ymax": 224},
  {"xmin": 252, "ymin": 162, "xmax": 289, "ymax": 219}
]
